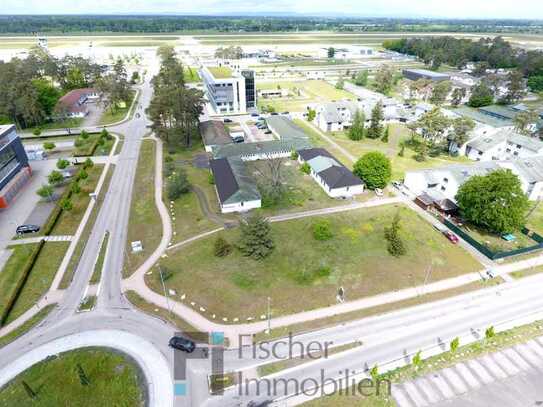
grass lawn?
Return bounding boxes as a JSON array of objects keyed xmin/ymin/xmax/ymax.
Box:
[
  {"xmin": 50, "ymin": 164, "xmax": 105, "ymax": 236},
  {"xmin": 208, "ymin": 66, "xmax": 233, "ymax": 79},
  {"xmin": 99, "ymin": 90, "xmax": 136, "ymax": 125},
  {"xmin": 303, "ymin": 318, "xmax": 543, "ymax": 407},
  {"xmin": 124, "ymin": 140, "xmax": 162, "ymax": 277},
  {"xmin": 25, "ymin": 118, "xmax": 83, "ymax": 133},
  {"xmin": 321, "ymin": 123, "xmax": 471, "ymax": 179},
  {"xmin": 461, "ymin": 223, "xmax": 536, "ymax": 253},
  {"xmin": 78, "ymin": 295, "xmax": 97, "ymax": 311},
  {"xmin": 6, "ymin": 242, "xmax": 69, "ymax": 324},
  {"xmin": 165, "ymin": 142, "xmax": 233, "ymax": 243},
  {"xmin": 73, "ymin": 132, "xmax": 114, "ymax": 157},
  {"xmin": 184, "ymin": 67, "xmax": 201, "ymax": 83},
  {"xmin": 0, "ymin": 304, "xmax": 55, "ymax": 348},
  {"xmin": 0, "ymin": 244, "xmax": 39, "ymax": 322},
  {"xmin": 0, "ymin": 348, "xmax": 144, "ymax": 406},
  {"xmin": 90, "ymin": 231, "xmax": 109, "ymax": 284},
  {"xmin": 148, "ymin": 204, "xmax": 480, "ymax": 320},
  {"xmin": 245, "ymin": 159, "xmax": 371, "ymax": 216},
  {"xmin": 257, "ymin": 80, "xmax": 356, "ymax": 113}
]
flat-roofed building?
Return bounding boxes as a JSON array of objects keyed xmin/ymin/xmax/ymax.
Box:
[
  {"xmin": 466, "ymin": 129, "xmax": 543, "ymax": 161},
  {"xmin": 403, "ymin": 69, "xmax": 450, "ymax": 82},
  {"xmin": 199, "ymin": 120, "xmax": 232, "ymax": 152},
  {"xmin": 200, "ymin": 66, "xmax": 256, "ymax": 115},
  {"xmin": 0, "ymin": 125, "xmax": 31, "ymax": 208}
]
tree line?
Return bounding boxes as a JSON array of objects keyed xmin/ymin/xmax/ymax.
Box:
[
  {"xmin": 383, "ymin": 36, "xmax": 543, "ymax": 92},
  {"xmin": 148, "ymin": 45, "xmax": 205, "ymax": 148},
  {"xmin": 0, "ymin": 48, "xmax": 132, "ymax": 128}
]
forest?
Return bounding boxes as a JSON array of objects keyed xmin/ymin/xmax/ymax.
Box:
[
  {"xmin": 0, "ymin": 15, "xmax": 542, "ymax": 35},
  {"xmin": 383, "ymin": 36, "xmax": 543, "ymax": 91}
]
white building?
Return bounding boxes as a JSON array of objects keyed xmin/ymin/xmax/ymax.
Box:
[
  {"xmin": 465, "ymin": 129, "xmax": 543, "ymax": 162},
  {"xmin": 200, "ymin": 66, "xmax": 256, "ymax": 115},
  {"xmin": 316, "ymin": 101, "xmax": 358, "ymax": 132},
  {"xmin": 404, "ymin": 156, "xmax": 543, "ymax": 202},
  {"xmin": 298, "ymin": 148, "xmax": 364, "ymax": 198},
  {"xmin": 318, "ymin": 46, "xmax": 375, "ymax": 59}
]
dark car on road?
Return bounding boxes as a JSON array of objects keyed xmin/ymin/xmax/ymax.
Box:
[
  {"xmin": 16, "ymin": 224, "xmax": 40, "ymax": 235},
  {"xmin": 169, "ymin": 336, "xmax": 196, "ymax": 353},
  {"xmin": 223, "ymin": 118, "xmax": 233, "ymax": 123}
]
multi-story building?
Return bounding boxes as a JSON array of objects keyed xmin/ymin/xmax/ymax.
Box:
[
  {"xmin": 0, "ymin": 125, "xmax": 31, "ymax": 208},
  {"xmin": 465, "ymin": 129, "xmax": 543, "ymax": 161},
  {"xmin": 200, "ymin": 66, "xmax": 256, "ymax": 115}
]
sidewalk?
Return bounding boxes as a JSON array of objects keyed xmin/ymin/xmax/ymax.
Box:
[{"xmin": 6, "ymin": 235, "xmax": 73, "ymax": 246}]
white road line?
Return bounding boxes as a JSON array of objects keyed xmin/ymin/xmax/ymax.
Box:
[
  {"xmin": 441, "ymin": 368, "xmax": 468, "ymax": 394},
  {"xmin": 466, "ymin": 360, "xmax": 494, "ymax": 384},
  {"xmin": 514, "ymin": 344, "xmax": 543, "ymax": 368},
  {"xmin": 403, "ymin": 381, "xmax": 429, "ymax": 407},
  {"xmin": 454, "ymin": 363, "xmax": 481, "ymax": 389},
  {"xmin": 503, "ymin": 348, "xmax": 532, "ymax": 371},
  {"xmin": 415, "ymin": 377, "xmax": 442, "ymax": 403},
  {"xmin": 429, "ymin": 374, "xmax": 456, "ymax": 399},
  {"xmin": 393, "ymin": 385, "xmax": 415, "ymax": 407},
  {"xmin": 526, "ymin": 340, "xmax": 543, "ymax": 360},
  {"xmin": 479, "ymin": 355, "xmax": 508, "ymax": 380},
  {"xmin": 493, "ymin": 352, "xmax": 520, "ymax": 375}
]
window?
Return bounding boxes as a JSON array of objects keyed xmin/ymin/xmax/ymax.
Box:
[
  {"xmin": 443, "ymin": 177, "xmax": 448, "ymax": 183},
  {"xmin": 441, "ymin": 186, "xmax": 446, "ymax": 191}
]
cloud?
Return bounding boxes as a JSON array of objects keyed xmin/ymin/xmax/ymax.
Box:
[{"xmin": 2, "ymin": 0, "xmax": 543, "ymax": 19}]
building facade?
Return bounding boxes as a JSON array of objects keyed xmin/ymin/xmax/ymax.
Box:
[
  {"xmin": 0, "ymin": 125, "xmax": 31, "ymax": 208},
  {"xmin": 200, "ymin": 66, "xmax": 257, "ymax": 115}
]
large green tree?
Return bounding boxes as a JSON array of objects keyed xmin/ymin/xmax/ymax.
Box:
[
  {"xmin": 237, "ymin": 214, "xmax": 274, "ymax": 260},
  {"xmin": 366, "ymin": 102, "xmax": 384, "ymax": 139},
  {"xmin": 468, "ymin": 83, "xmax": 494, "ymax": 108},
  {"xmin": 429, "ymin": 80, "xmax": 452, "ymax": 106},
  {"xmin": 456, "ymin": 169, "xmax": 530, "ymax": 234},
  {"xmin": 353, "ymin": 151, "xmax": 392, "ymax": 190},
  {"xmin": 348, "ymin": 109, "xmax": 365, "ymax": 141}
]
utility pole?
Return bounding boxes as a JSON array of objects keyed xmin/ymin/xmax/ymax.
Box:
[
  {"xmin": 159, "ymin": 266, "xmax": 172, "ymax": 317},
  {"xmin": 423, "ymin": 264, "xmax": 433, "ymax": 288}
]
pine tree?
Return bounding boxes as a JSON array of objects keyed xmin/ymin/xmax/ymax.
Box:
[
  {"xmin": 367, "ymin": 102, "xmax": 384, "ymax": 139},
  {"xmin": 381, "ymin": 125, "xmax": 390, "ymax": 143},
  {"xmin": 214, "ymin": 236, "xmax": 232, "ymax": 257},
  {"xmin": 237, "ymin": 214, "xmax": 274, "ymax": 260},
  {"xmin": 384, "ymin": 213, "xmax": 406, "ymax": 257},
  {"xmin": 77, "ymin": 364, "xmax": 90, "ymax": 386},
  {"xmin": 348, "ymin": 109, "xmax": 365, "ymax": 141}
]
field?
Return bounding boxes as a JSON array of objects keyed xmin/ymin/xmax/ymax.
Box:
[
  {"xmin": 257, "ymin": 80, "xmax": 356, "ymax": 112},
  {"xmin": 147, "ymin": 204, "xmax": 480, "ymax": 320},
  {"xmin": 0, "ymin": 348, "xmax": 144, "ymax": 406}
]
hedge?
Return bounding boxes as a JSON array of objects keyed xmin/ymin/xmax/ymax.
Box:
[
  {"xmin": 73, "ymin": 132, "xmax": 102, "ymax": 157},
  {"xmin": 0, "ymin": 240, "xmax": 46, "ymax": 327},
  {"xmin": 41, "ymin": 186, "xmax": 73, "ymax": 236}
]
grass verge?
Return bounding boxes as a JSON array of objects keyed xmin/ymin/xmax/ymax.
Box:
[
  {"xmin": 90, "ymin": 231, "xmax": 109, "ymax": 284},
  {"xmin": 0, "ymin": 304, "xmax": 55, "ymax": 349}
]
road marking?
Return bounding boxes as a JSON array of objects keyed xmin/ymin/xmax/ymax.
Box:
[
  {"xmin": 415, "ymin": 377, "xmax": 441, "ymax": 403},
  {"xmin": 466, "ymin": 360, "xmax": 494, "ymax": 384},
  {"xmin": 393, "ymin": 385, "xmax": 415, "ymax": 407},
  {"xmin": 441, "ymin": 368, "xmax": 468, "ymax": 394},
  {"xmin": 514, "ymin": 344, "xmax": 543, "ymax": 369},
  {"xmin": 526, "ymin": 340, "xmax": 543, "ymax": 360},
  {"xmin": 429, "ymin": 374, "xmax": 456, "ymax": 399},
  {"xmin": 403, "ymin": 381, "xmax": 429, "ymax": 406},
  {"xmin": 503, "ymin": 348, "xmax": 532, "ymax": 371},
  {"xmin": 493, "ymin": 352, "xmax": 520, "ymax": 375},
  {"xmin": 479, "ymin": 355, "xmax": 508, "ymax": 379},
  {"xmin": 454, "ymin": 363, "xmax": 481, "ymax": 389}
]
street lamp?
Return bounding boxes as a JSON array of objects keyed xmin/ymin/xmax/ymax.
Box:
[{"xmin": 265, "ymin": 297, "xmax": 271, "ymax": 335}]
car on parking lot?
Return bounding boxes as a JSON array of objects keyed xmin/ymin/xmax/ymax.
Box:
[
  {"xmin": 250, "ymin": 113, "xmax": 259, "ymax": 117},
  {"xmin": 281, "ymin": 111, "xmax": 289, "ymax": 115},
  {"xmin": 169, "ymin": 336, "xmax": 196, "ymax": 353},
  {"xmin": 264, "ymin": 130, "xmax": 272, "ymax": 134},
  {"xmin": 392, "ymin": 181, "xmax": 402, "ymax": 189},
  {"xmin": 442, "ymin": 230, "xmax": 459, "ymax": 244},
  {"xmin": 374, "ymin": 188, "xmax": 384, "ymax": 197},
  {"xmin": 223, "ymin": 118, "xmax": 233, "ymax": 123},
  {"xmin": 16, "ymin": 224, "xmax": 40, "ymax": 235},
  {"xmin": 256, "ymin": 123, "xmax": 267, "ymax": 129}
]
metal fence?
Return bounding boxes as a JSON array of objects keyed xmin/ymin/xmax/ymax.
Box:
[{"xmin": 443, "ymin": 219, "xmax": 543, "ymax": 260}]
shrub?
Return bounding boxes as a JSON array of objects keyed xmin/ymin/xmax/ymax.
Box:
[
  {"xmin": 214, "ymin": 236, "xmax": 232, "ymax": 257},
  {"xmin": 450, "ymin": 337, "xmax": 460, "ymax": 353},
  {"xmin": 353, "ymin": 151, "xmax": 392, "ymax": 190},
  {"xmin": 167, "ymin": 169, "xmax": 190, "ymax": 200},
  {"xmin": 208, "ymin": 173, "xmax": 215, "ymax": 185},
  {"xmin": 300, "ymin": 162, "xmax": 311, "ymax": 174},
  {"xmin": 48, "ymin": 170, "xmax": 64, "ymax": 186},
  {"xmin": 237, "ymin": 214, "xmax": 274, "ymax": 260},
  {"xmin": 77, "ymin": 169, "xmax": 88, "ymax": 181},
  {"xmin": 164, "ymin": 161, "xmax": 175, "ymax": 177},
  {"xmin": 84, "ymin": 158, "xmax": 94, "ymax": 169},
  {"xmin": 43, "ymin": 141, "xmax": 56, "ymax": 151},
  {"xmin": 160, "ymin": 266, "xmax": 174, "ymax": 281},
  {"xmin": 56, "ymin": 158, "xmax": 70, "ymax": 170},
  {"xmin": 290, "ymin": 150, "xmax": 299, "ymax": 160},
  {"xmin": 384, "ymin": 213, "xmax": 406, "ymax": 257},
  {"xmin": 33, "ymin": 128, "xmax": 42, "ymax": 136},
  {"xmin": 313, "ymin": 220, "xmax": 333, "ymax": 241},
  {"xmin": 60, "ymin": 197, "xmax": 73, "ymax": 211},
  {"xmin": 71, "ymin": 182, "xmax": 81, "ymax": 194},
  {"xmin": 80, "ymin": 130, "xmax": 90, "ymax": 140}
]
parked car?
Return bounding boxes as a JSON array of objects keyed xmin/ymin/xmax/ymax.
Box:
[
  {"xmin": 247, "ymin": 401, "xmax": 274, "ymax": 407},
  {"xmin": 392, "ymin": 181, "xmax": 402, "ymax": 189},
  {"xmin": 16, "ymin": 224, "xmax": 40, "ymax": 235},
  {"xmin": 250, "ymin": 113, "xmax": 259, "ymax": 117},
  {"xmin": 169, "ymin": 336, "xmax": 196, "ymax": 353},
  {"xmin": 281, "ymin": 111, "xmax": 290, "ymax": 115},
  {"xmin": 264, "ymin": 130, "xmax": 273, "ymax": 135},
  {"xmin": 270, "ymin": 112, "xmax": 279, "ymax": 116},
  {"xmin": 374, "ymin": 188, "xmax": 384, "ymax": 197},
  {"xmin": 223, "ymin": 118, "xmax": 233, "ymax": 123},
  {"xmin": 486, "ymin": 269, "xmax": 496, "ymax": 279},
  {"xmin": 442, "ymin": 230, "xmax": 459, "ymax": 244}
]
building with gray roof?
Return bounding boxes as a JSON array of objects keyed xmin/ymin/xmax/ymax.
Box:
[
  {"xmin": 199, "ymin": 120, "xmax": 232, "ymax": 152},
  {"xmin": 316, "ymin": 100, "xmax": 358, "ymax": 132},
  {"xmin": 403, "ymin": 69, "xmax": 450, "ymax": 82},
  {"xmin": 466, "ymin": 129, "xmax": 543, "ymax": 162}
]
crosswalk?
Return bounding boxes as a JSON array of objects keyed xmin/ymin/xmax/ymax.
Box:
[
  {"xmin": 393, "ymin": 337, "xmax": 543, "ymax": 407},
  {"xmin": 44, "ymin": 235, "xmax": 73, "ymax": 242}
]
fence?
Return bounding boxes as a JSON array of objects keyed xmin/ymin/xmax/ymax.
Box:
[{"xmin": 443, "ymin": 219, "xmax": 543, "ymax": 260}]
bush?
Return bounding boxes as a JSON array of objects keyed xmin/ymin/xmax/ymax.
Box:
[
  {"xmin": 43, "ymin": 141, "xmax": 56, "ymax": 151},
  {"xmin": 237, "ymin": 214, "xmax": 274, "ymax": 260},
  {"xmin": 384, "ymin": 213, "xmax": 406, "ymax": 257},
  {"xmin": 56, "ymin": 158, "xmax": 70, "ymax": 170},
  {"xmin": 214, "ymin": 236, "xmax": 232, "ymax": 257},
  {"xmin": 208, "ymin": 173, "xmax": 215, "ymax": 185},
  {"xmin": 77, "ymin": 169, "xmax": 88, "ymax": 181},
  {"xmin": 60, "ymin": 197, "xmax": 73, "ymax": 211},
  {"xmin": 300, "ymin": 162, "xmax": 311, "ymax": 175},
  {"xmin": 80, "ymin": 130, "xmax": 89, "ymax": 140},
  {"xmin": 48, "ymin": 170, "xmax": 64, "ymax": 186},
  {"xmin": 164, "ymin": 161, "xmax": 175, "ymax": 178},
  {"xmin": 167, "ymin": 169, "xmax": 191, "ymax": 200},
  {"xmin": 160, "ymin": 266, "xmax": 174, "ymax": 281},
  {"xmin": 71, "ymin": 182, "xmax": 81, "ymax": 194},
  {"xmin": 290, "ymin": 150, "xmax": 299, "ymax": 160},
  {"xmin": 74, "ymin": 138, "xmax": 83, "ymax": 148},
  {"xmin": 313, "ymin": 220, "xmax": 333, "ymax": 241},
  {"xmin": 33, "ymin": 128, "xmax": 42, "ymax": 136},
  {"xmin": 84, "ymin": 158, "xmax": 94, "ymax": 169}
]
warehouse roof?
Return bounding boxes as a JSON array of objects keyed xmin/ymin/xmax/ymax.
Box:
[
  {"xmin": 199, "ymin": 120, "xmax": 232, "ymax": 148},
  {"xmin": 266, "ymin": 116, "xmax": 310, "ymax": 141},
  {"xmin": 209, "ymin": 157, "xmax": 260, "ymax": 205}
]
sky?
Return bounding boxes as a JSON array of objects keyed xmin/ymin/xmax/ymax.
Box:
[{"xmin": 1, "ymin": 0, "xmax": 543, "ymax": 20}]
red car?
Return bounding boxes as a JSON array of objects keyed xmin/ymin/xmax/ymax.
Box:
[{"xmin": 443, "ymin": 230, "xmax": 459, "ymax": 244}]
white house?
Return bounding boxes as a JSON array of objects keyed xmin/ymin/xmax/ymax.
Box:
[
  {"xmin": 298, "ymin": 148, "xmax": 364, "ymax": 197},
  {"xmin": 316, "ymin": 101, "xmax": 358, "ymax": 132},
  {"xmin": 465, "ymin": 129, "xmax": 543, "ymax": 161},
  {"xmin": 404, "ymin": 156, "xmax": 543, "ymax": 202},
  {"xmin": 318, "ymin": 46, "xmax": 375, "ymax": 59}
]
